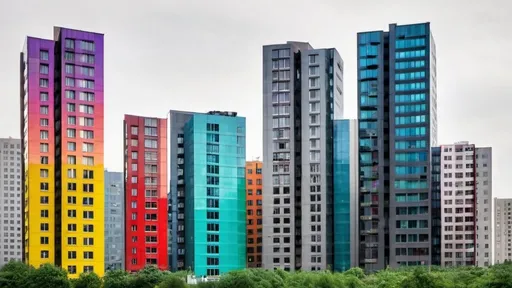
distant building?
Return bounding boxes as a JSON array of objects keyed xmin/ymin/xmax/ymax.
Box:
[
  {"xmin": 0, "ymin": 138, "xmax": 22, "ymax": 266},
  {"xmin": 333, "ymin": 120, "xmax": 358, "ymax": 271},
  {"xmin": 104, "ymin": 171, "xmax": 124, "ymax": 270},
  {"xmin": 495, "ymin": 198, "xmax": 512, "ymax": 264},
  {"xmin": 434, "ymin": 142, "xmax": 492, "ymax": 267},
  {"xmin": 124, "ymin": 115, "xmax": 168, "ymax": 271},
  {"xmin": 246, "ymin": 160, "xmax": 262, "ymax": 268}
]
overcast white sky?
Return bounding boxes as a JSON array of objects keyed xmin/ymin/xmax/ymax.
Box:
[{"xmin": 0, "ymin": 0, "xmax": 511, "ymax": 198}]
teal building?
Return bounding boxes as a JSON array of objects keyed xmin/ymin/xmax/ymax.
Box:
[
  {"xmin": 333, "ymin": 119, "xmax": 358, "ymax": 272},
  {"xmin": 183, "ymin": 111, "xmax": 246, "ymax": 276}
]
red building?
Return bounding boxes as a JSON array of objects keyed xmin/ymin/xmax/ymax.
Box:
[{"xmin": 124, "ymin": 115, "xmax": 168, "ymax": 271}]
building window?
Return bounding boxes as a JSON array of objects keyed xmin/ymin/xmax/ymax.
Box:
[
  {"xmin": 40, "ymin": 50, "xmax": 49, "ymax": 61},
  {"xmin": 40, "ymin": 106, "xmax": 49, "ymax": 115}
]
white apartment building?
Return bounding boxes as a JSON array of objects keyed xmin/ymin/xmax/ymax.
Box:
[
  {"xmin": 439, "ymin": 142, "xmax": 492, "ymax": 267},
  {"xmin": 495, "ymin": 198, "xmax": 512, "ymax": 264},
  {"xmin": 0, "ymin": 138, "xmax": 22, "ymax": 266}
]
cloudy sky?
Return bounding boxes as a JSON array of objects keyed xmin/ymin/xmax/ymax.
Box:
[{"xmin": 0, "ymin": 0, "xmax": 510, "ymax": 198}]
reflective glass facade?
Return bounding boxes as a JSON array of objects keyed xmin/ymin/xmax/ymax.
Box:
[
  {"xmin": 357, "ymin": 23, "xmax": 436, "ymax": 271},
  {"xmin": 333, "ymin": 120, "xmax": 358, "ymax": 271},
  {"xmin": 183, "ymin": 113, "xmax": 246, "ymax": 277}
]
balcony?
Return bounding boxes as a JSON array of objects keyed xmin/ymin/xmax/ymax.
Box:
[
  {"xmin": 363, "ymin": 258, "xmax": 378, "ymax": 264},
  {"xmin": 361, "ymin": 229, "xmax": 378, "ymax": 235},
  {"xmin": 360, "ymin": 159, "xmax": 378, "ymax": 166},
  {"xmin": 361, "ymin": 172, "xmax": 379, "ymax": 180},
  {"xmin": 360, "ymin": 201, "xmax": 379, "ymax": 207},
  {"xmin": 360, "ymin": 215, "xmax": 376, "ymax": 221},
  {"xmin": 364, "ymin": 242, "xmax": 379, "ymax": 248},
  {"xmin": 360, "ymin": 187, "xmax": 378, "ymax": 193}
]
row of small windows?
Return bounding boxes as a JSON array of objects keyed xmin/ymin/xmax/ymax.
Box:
[
  {"xmin": 360, "ymin": 69, "xmax": 377, "ymax": 79},
  {"xmin": 41, "ymin": 250, "xmax": 94, "ymax": 260},
  {"xmin": 395, "ymin": 49, "xmax": 426, "ymax": 59},
  {"xmin": 394, "ymin": 180, "xmax": 428, "ymax": 189},
  {"xmin": 65, "ymin": 77, "xmax": 95, "ymax": 89},
  {"xmin": 64, "ymin": 52, "xmax": 95, "ymax": 64},
  {"xmin": 395, "ymin": 93, "xmax": 426, "ymax": 103},
  {"xmin": 395, "ymin": 166, "xmax": 428, "ymax": 175},
  {"xmin": 271, "ymin": 49, "xmax": 290, "ymax": 59},
  {"xmin": 396, "ymin": 60, "xmax": 425, "ymax": 70},
  {"xmin": 395, "ymin": 82, "xmax": 426, "ymax": 91},
  {"xmin": 395, "ymin": 127, "xmax": 427, "ymax": 137},
  {"xmin": 395, "ymin": 193, "xmax": 429, "ymax": 202},
  {"xmin": 65, "ymin": 64, "xmax": 95, "ymax": 77},
  {"xmin": 395, "ymin": 38, "xmax": 426, "ymax": 49},
  {"xmin": 395, "ymin": 71, "xmax": 426, "ymax": 81},
  {"xmin": 396, "ymin": 104, "xmax": 426, "ymax": 114},
  {"xmin": 396, "ymin": 220, "xmax": 429, "ymax": 229},
  {"xmin": 396, "ymin": 24, "xmax": 427, "ymax": 38},
  {"xmin": 40, "ymin": 223, "xmax": 95, "ymax": 232},
  {"xmin": 396, "ymin": 206, "xmax": 428, "ymax": 215},
  {"xmin": 359, "ymin": 58, "xmax": 378, "ymax": 68},
  {"xmin": 359, "ymin": 45, "xmax": 378, "ymax": 57},
  {"xmin": 395, "ymin": 115, "xmax": 426, "ymax": 125},
  {"xmin": 65, "ymin": 39, "xmax": 95, "ymax": 52}
]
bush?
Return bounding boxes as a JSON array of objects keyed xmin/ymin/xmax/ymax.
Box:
[
  {"xmin": 73, "ymin": 272, "xmax": 102, "ymax": 288},
  {"xmin": 159, "ymin": 275, "xmax": 188, "ymax": 288}
]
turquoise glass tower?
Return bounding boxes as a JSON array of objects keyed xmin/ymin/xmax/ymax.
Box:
[
  {"xmin": 183, "ymin": 112, "xmax": 246, "ymax": 276},
  {"xmin": 333, "ymin": 119, "xmax": 358, "ymax": 272}
]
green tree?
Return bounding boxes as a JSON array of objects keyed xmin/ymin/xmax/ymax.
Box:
[
  {"xmin": 103, "ymin": 269, "xmax": 133, "ymax": 288},
  {"xmin": 217, "ymin": 270, "xmax": 256, "ymax": 288},
  {"xmin": 400, "ymin": 268, "xmax": 446, "ymax": 288},
  {"xmin": 0, "ymin": 260, "xmax": 32, "ymax": 288},
  {"xmin": 25, "ymin": 263, "xmax": 71, "ymax": 288},
  {"xmin": 73, "ymin": 272, "xmax": 102, "ymax": 288},
  {"xmin": 130, "ymin": 265, "xmax": 165, "ymax": 288},
  {"xmin": 195, "ymin": 282, "xmax": 219, "ymax": 288},
  {"xmin": 159, "ymin": 275, "xmax": 188, "ymax": 288}
]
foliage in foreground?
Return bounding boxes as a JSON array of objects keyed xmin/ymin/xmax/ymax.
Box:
[{"xmin": 2, "ymin": 260, "xmax": 512, "ymax": 287}]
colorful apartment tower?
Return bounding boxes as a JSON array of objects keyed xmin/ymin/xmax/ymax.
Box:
[
  {"xmin": 124, "ymin": 115, "xmax": 168, "ymax": 271},
  {"xmin": 183, "ymin": 112, "xmax": 246, "ymax": 276},
  {"xmin": 246, "ymin": 160, "xmax": 262, "ymax": 268},
  {"xmin": 20, "ymin": 27, "xmax": 105, "ymax": 276}
]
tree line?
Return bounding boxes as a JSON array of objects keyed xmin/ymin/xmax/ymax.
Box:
[{"xmin": 2, "ymin": 260, "xmax": 512, "ymax": 287}]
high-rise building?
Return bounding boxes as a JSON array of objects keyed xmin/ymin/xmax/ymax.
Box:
[
  {"xmin": 183, "ymin": 112, "xmax": 246, "ymax": 276},
  {"xmin": 20, "ymin": 27, "xmax": 104, "ymax": 276},
  {"xmin": 262, "ymin": 42, "xmax": 343, "ymax": 271},
  {"xmin": 495, "ymin": 198, "xmax": 512, "ymax": 264},
  {"xmin": 0, "ymin": 138, "xmax": 22, "ymax": 266},
  {"xmin": 124, "ymin": 115, "xmax": 168, "ymax": 272},
  {"xmin": 104, "ymin": 170, "xmax": 124, "ymax": 271},
  {"xmin": 168, "ymin": 110, "xmax": 246, "ymax": 275},
  {"xmin": 333, "ymin": 120, "xmax": 358, "ymax": 272},
  {"xmin": 357, "ymin": 23, "xmax": 437, "ymax": 271},
  {"xmin": 433, "ymin": 143, "xmax": 492, "ymax": 267},
  {"xmin": 246, "ymin": 160, "xmax": 263, "ymax": 268},
  {"xmin": 475, "ymin": 147, "xmax": 492, "ymax": 266},
  {"xmin": 168, "ymin": 110, "xmax": 194, "ymax": 271}
]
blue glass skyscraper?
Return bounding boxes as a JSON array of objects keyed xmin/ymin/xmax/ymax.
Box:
[
  {"xmin": 183, "ymin": 112, "xmax": 246, "ymax": 276},
  {"xmin": 333, "ymin": 120, "xmax": 358, "ymax": 272},
  {"xmin": 357, "ymin": 22, "xmax": 437, "ymax": 271}
]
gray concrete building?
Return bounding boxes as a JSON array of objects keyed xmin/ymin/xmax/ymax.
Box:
[
  {"xmin": 475, "ymin": 147, "xmax": 492, "ymax": 266},
  {"xmin": 262, "ymin": 42, "xmax": 343, "ymax": 271},
  {"xmin": 357, "ymin": 23, "xmax": 437, "ymax": 271},
  {"xmin": 495, "ymin": 198, "xmax": 512, "ymax": 264},
  {"xmin": 0, "ymin": 138, "xmax": 22, "ymax": 266},
  {"xmin": 168, "ymin": 110, "xmax": 194, "ymax": 271},
  {"xmin": 104, "ymin": 170, "xmax": 124, "ymax": 270}
]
